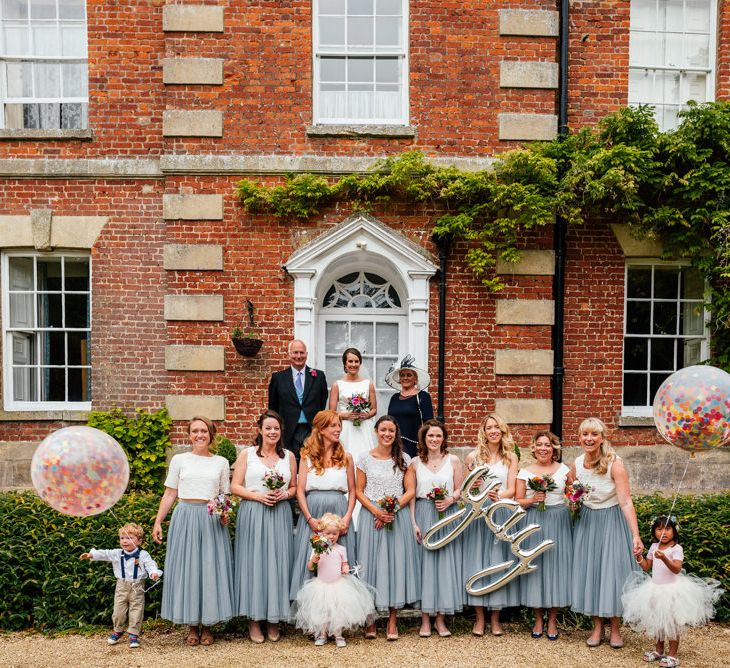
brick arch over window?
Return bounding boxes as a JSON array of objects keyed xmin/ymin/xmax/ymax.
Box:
[{"xmin": 284, "ymin": 213, "xmax": 437, "ymax": 368}]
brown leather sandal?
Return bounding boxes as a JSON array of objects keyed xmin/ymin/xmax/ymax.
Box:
[
  {"xmin": 186, "ymin": 627, "xmax": 200, "ymax": 646},
  {"xmin": 200, "ymin": 627, "xmax": 214, "ymax": 646}
]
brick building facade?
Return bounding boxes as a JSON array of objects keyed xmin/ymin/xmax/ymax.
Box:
[{"xmin": 1, "ymin": 0, "xmax": 728, "ymax": 490}]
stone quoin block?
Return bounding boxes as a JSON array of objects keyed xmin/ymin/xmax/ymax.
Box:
[
  {"xmin": 165, "ymin": 345, "xmax": 225, "ymax": 371},
  {"xmin": 162, "ymin": 110, "xmax": 223, "ymax": 137},
  {"xmin": 500, "ymin": 61, "xmax": 559, "ymax": 89},
  {"xmin": 165, "ymin": 395, "xmax": 225, "ymax": 421},
  {"xmin": 162, "ymin": 5, "xmax": 224, "ymax": 32},
  {"xmin": 163, "ymin": 58, "xmax": 224, "ymax": 85},
  {"xmin": 498, "ymin": 113, "xmax": 558, "ymax": 141},
  {"xmin": 494, "ymin": 349, "xmax": 554, "ymax": 375},
  {"xmin": 164, "ymin": 294, "xmax": 224, "ymax": 321},
  {"xmin": 495, "ymin": 300, "xmax": 555, "ymax": 325},
  {"xmin": 163, "ymin": 244, "xmax": 224, "ymax": 270},
  {"xmin": 162, "ymin": 194, "xmax": 223, "ymax": 220}
]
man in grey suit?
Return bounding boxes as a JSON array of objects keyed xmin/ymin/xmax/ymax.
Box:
[{"xmin": 267, "ymin": 339, "xmax": 328, "ymax": 463}]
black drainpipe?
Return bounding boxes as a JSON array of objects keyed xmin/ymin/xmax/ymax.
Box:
[
  {"xmin": 551, "ymin": 0, "xmax": 569, "ymax": 438},
  {"xmin": 434, "ymin": 234, "xmax": 451, "ymax": 423}
]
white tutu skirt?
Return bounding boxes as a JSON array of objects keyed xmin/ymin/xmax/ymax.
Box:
[
  {"xmin": 621, "ymin": 571, "xmax": 723, "ymax": 641},
  {"xmin": 293, "ymin": 575, "xmax": 376, "ymax": 635}
]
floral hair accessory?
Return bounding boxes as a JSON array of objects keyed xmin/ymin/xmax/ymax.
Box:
[{"xmin": 650, "ymin": 515, "xmax": 680, "ymax": 531}]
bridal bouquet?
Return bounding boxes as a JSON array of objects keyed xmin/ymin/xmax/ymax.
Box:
[
  {"xmin": 347, "ymin": 392, "xmax": 371, "ymax": 427},
  {"xmin": 376, "ymin": 495, "xmax": 400, "ymax": 530},
  {"xmin": 527, "ymin": 474, "xmax": 557, "ymax": 511},
  {"xmin": 564, "ymin": 480, "xmax": 592, "ymax": 523},
  {"xmin": 426, "ymin": 483, "xmax": 449, "ymax": 519}
]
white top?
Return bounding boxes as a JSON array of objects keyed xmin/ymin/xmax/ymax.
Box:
[
  {"xmin": 517, "ymin": 463, "xmax": 570, "ymax": 506},
  {"xmin": 304, "ymin": 458, "xmax": 348, "ymax": 492},
  {"xmin": 574, "ymin": 454, "xmax": 618, "ymax": 509},
  {"xmin": 243, "ymin": 445, "xmax": 293, "ymax": 493},
  {"xmin": 474, "ymin": 458, "xmax": 509, "ymax": 488},
  {"xmin": 89, "ymin": 548, "xmax": 162, "ymax": 581},
  {"xmin": 336, "ymin": 379, "xmax": 371, "ymax": 412},
  {"xmin": 164, "ymin": 452, "xmax": 230, "ymax": 500},
  {"xmin": 414, "ymin": 456, "xmax": 455, "ymax": 499},
  {"xmin": 357, "ymin": 452, "xmax": 412, "ymax": 501}
]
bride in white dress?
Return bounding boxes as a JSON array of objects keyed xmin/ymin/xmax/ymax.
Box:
[{"xmin": 329, "ymin": 347, "xmax": 377, "ymax": 528}]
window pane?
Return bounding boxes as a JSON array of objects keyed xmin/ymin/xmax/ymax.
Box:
[
  {"xmin": 375, "ymin": 57, "xmax": 398, "ymax": 83},
  {"xmin": 624, "ymin": 373, "xmax": 647, "ymax": 406},
  {"xmin": 686, "ymin": 0, "xmax": 710, "ymax": 31},
  {"xmin": 349, "ymin": 57, "xmax": 373, "ymax": 81},
  {"xmin": 48, "ymin": 331, "xmax": 65, "ymax": 365},
  {"xmin": 59, "ymin": 0, "xmax": 85, "ymax": 20},
  {"xmin": 630, "ymin": 31, "xmax": 659, "ymax": 66},
  {"xmin": 361, "ymin": 355, "xmax": 374, "ymax": 378},
  {"xmin": 31, "ymin": 0, "xmax": 56, "ymax": 19},
  {"xmin": 63, "ymin": 257, "xmax": 89, "ymax": 290},
  {"xmin": 350, "ymin": 321, "xmax": 373, "ymax": 353},
  {"xmin": 319, "ymin": 16, "xmax": 344, "ymax": 45},
  {"xmin": 61, "ymin": 63, "xmax": 87, "ymax": 97},
  {"xmin": 626, "ymin": 300, "xmax": 651, "ymax": 334},
  {"xmin": 630, "ymin": 0, "xmax": 656, "ymax": 30},
  {"xmin": 650, "ymin": 338, "xmax": 675, "ymax": 370},
  {"xmin": 624, "ymin": 337, "xmax": 648, "ymax": 370},
  {"xmin": 45, "ymin": 367, "xmax": 66, "ymax": 401},
  {"xmin": 6, "ymin": 61, "xmax": 33, "ymax": 97},
  {"xmin": 664, "ymin": 0, "xmax": 684, "ymax": 31},
  {"xmin": 33, "ymin": 25, "xmax": 59, "ymax": 57},
  {"xmin": 681, "ymin": 301, "xmax": 704, "ymax": 336},
  {"xmin": 376, "ymin": 357, "xmax": 397, "ymax": 383},
  {"xmin": 4, "ymin": 25, "xmax": 30, "ymax": 55},
  {"xmin": 65, "ymin": 293, "xmax": 89, "ymax": 327},
  {"xmin": 685, "ymin": 72, "xmax": 707, "ymax": 102},
  {"xmin": 654, "ymin": 267, "xmax": 678, "ymax": 299},
  {"xmin": 320, "ymin": 0, "xmax": 345, "ymax": 13},
  {"xmin": 653, "ymin": 301, "xmax": 678, "ymax": 335},
  {"xmin": 376, "ymin": 322, "xmax": 398, "ymax": 354},
  {"xmin": 684, "ymin": 34, "xmax": 709, "ymax": 68},
  {"xmin": 348, "ymin": 16, "xmax": 373, "ymax": 45},
  {"xmin": 627, "ymin": 266, "xmax": 651, "ymax": 298},
  {"xmin": 325, "ymin": 321, "xmax": 348, "ymax": 349},
  {"xmin": 628, "ymin": 69, "xmax": 654, "ymax": 104},
  {"xmin": 376, "ymin": 16, "xmax": 400, "ymax": 46},
  {"xmin": 683, "ymin": 338, "xmax": 702, "ymax": 365},
  {"xmin": 376, "ymin": 0, "xmax": 401, "ymax": 14},
  {"xmin": 61, "ymin": 25, "xmax": 86, "ymax": 57},
  {"xmin": 348, "ymin": 0, "xmax": 373, "ymax": 14},
  {"xmin": 650, "ymin": 372, "xmax": 670, "ymax": 405},
  {"xmin": 38, "ymin": 293, "xmax": 63, "ymax": 327},
  {"xmin": 320, "ymin": 57, "xmax": 346, "ymax": 81},
  {"xmin": 9, "ymin": 293, "xmax": 34, "ymax": 327},
  {"xmin": 67, "ymin": 331, "xmax": 88, "ymax": 364},
  {"xmin": 35, "ymin": 62, "xmax": 60, "ymax": 97},
  {"xmin": 67, "ymin": 367, "xmax": 86, "ymax": 401},
  {"xmin": 37, "ymin": 256, "xmax": 62, "ymax": 290},
  {"xmin": 60, "ymin": 102, "xmax": 84, "ymax": 128},
  {"xmin": 2, "ymin": 0, "xmax": 28, "ymax": 19}
]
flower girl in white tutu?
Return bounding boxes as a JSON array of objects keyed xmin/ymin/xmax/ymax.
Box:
[
  {"xmin": 293, "ymin": 513, "xmax": 375, "ymax": 647},
  {"xmin": 622, "ymin": 515, "xmax": 723, "ymax": 668}
]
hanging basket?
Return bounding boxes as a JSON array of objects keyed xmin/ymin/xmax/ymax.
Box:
[{"xmin": 232, "ymin": 336, "xmax": 263, "ymax": 357}]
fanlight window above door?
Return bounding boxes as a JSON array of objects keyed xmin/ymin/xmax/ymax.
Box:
[{"xmin": 323, "ymin": 271, "xmax": 401, "ymax": 309}]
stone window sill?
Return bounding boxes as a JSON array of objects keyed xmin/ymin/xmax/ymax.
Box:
[
  {"xmin": 0, "ymin": 129, "xmax": 93, "ymax": 141},
  {"xmin": 0, "ymin": 409, "xmax": 90, "ymax": 421},
  {"xmin": 306, "ymin": 124, "xmax": 416, "ymax": 138},
  {"xmin": 618, "ymin": 416, "xmax": 655, "ymax": 428}
]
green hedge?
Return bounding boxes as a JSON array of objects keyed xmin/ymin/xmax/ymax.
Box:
[{"xmin": 1, "ymin": 491, "xmax": 727, "ymax": 631}]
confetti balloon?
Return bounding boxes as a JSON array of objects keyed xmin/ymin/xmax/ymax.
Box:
[
  {"xmin": 31, "ymin": 426, "xmax": 129, "ymax": 516},
  {"xmin": 652, "ymin": 365, "xmax": 730, "ymax": 453}
]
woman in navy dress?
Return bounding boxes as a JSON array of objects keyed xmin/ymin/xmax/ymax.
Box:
[{"xmin": 385, "ymin": 356, "xmax": 433, "ymax": 458}]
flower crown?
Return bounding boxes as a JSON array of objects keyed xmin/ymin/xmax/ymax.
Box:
[{"xmin": 650, "ymin": 514, "xmax": 680, "ymax": 531}]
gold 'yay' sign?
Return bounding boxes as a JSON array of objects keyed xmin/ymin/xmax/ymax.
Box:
[{"xmin": 423, "ymin": 465, "xmax": 555, "ymax": 596}]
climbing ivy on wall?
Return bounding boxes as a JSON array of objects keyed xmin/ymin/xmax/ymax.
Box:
[{"xmin": 236, "ymin": 102, "xmax": 730, "ymax": 369}]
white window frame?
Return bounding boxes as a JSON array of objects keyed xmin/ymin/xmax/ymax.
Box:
[
  {"xmin": 622, "ymin": 259, "xmax": 709, "ymax": 417},
  {"xmin": 312, "ymin": 0, "xmax": 409, "ymax": 125},
  {"xmin": 628, "ymin": 0, "xmax": 717, "ymax": 131},
  {"xmin": 0, "ymin": 0, "xmax": 88, "ymax": 130},
  {"xmin": 2, "ymin": 250, "xmax": 92, "ymax": 411}
]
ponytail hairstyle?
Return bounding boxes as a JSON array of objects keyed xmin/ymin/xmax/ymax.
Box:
[
  {"xmin": 253, "ymin": 410, "xmax": 285, "ymax": 459},
  {"xmin": 476, "ymin": 413, "xmax": 516, "ymax": 466},
  {"xmin": 578, "ymin": 417, "xmax": 615, "ymax": 475},
  {"xmin": 375, "ymin": 415, "xmax": 407, "ymax": 473}
]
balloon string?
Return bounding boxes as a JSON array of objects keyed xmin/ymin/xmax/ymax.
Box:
[{"xmin": 666, "ymin": 456, "xmax": 691, "ymax": 521}]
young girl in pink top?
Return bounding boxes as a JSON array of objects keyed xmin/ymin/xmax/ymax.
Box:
[
  {"xmin": 293, "ymin": 513, "xmax": 375, "ymax": 647},
  {"xmin": 622, "ymin": 515, "xmax": 722, "ymax": 668}
]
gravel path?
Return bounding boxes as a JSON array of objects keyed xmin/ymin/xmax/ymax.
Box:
[{"xmin": 1, "ymin": 623, "xmax": 728, "ymax": 668}]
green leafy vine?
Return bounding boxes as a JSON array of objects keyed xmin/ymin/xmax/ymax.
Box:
[{"xmin": 235, "ymin": 102, "xmax": 730, "ymax": 368}]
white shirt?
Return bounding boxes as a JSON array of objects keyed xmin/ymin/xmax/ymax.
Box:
[
  {"xmin": 414, "ymin": 456, "xmax": 455, "ymax": 499},
  {"xmin": 164, "ymin": 452, "xmax": 231, "ymax": 500},
  {"xmin": 89, "ymin": 548, "xmax": 162, "ymax": 581},
  {"xmin": 517, "ymin": 463, "xmax": 570, "ymax": 506},
  {"xmin": 243, "ymin": 446, "xmax": 293, "ymax": 493}
]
